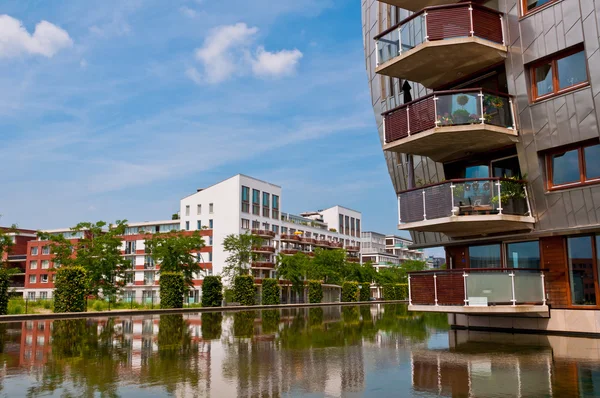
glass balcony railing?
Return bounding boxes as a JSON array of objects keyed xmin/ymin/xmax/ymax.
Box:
[
  {"xmin": 383, "ymin": 89, "xmax": 515, "ymax": 144},
  {"xmin": 375, "ymin": 3, "xmax": 505, "ymax": 67},
  {"xmin": 408, "ymin": 268, "xmax": 547, "ymax": 307}
]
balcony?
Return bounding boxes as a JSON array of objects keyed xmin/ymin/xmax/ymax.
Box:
[
  {"xmin": 251, "ymin": 261, "xmax": 275, "ymax": 269},
  {"xmin": 382, "ymin": 89, "xmax": 517, "ymax": 163},
  {"xmin": 330, "ymin": 242, "xmax": 344, "ymax": 249},
  {"xmin": 397, "ymin": 178, "xmax": 535, "ymax": 238},
  {"xmin": 347, "ymin": 257, "xmax": 360, "ymax": 263},
  {"xmin": 252, "ymin": 245, "xmax": 276, "ymax": 254},
  {"xmin": 280, "ymin": 234, "xmax": 300, "ymax": 242},
  {"xmin": 251, "ymin": 229, "xmax": 275, "ymax": 238},
  {"xmin": 280, "ymin": 249, "xmax": 299, "ymax": 255},
  {"xmin": 315, "ymin": 240, "xmax": 330, "ymax": 247},
  {"xmin": 301, "ymin": 237, "xmax": 317, "ymax": 245},
  {"xmin": 375, "ymin": 3, "xmax": 506, "ymax": 88},
  {"xmin": 377, "ymin": 0, "xmax": 458, "ymax": 12},
  {"xmin": 346, "ymin": 245, "xmax": 360, "ymax": 252},
  {"xmin": 408, "ymin": 268, "xmax": 549, "ymax": 315}
]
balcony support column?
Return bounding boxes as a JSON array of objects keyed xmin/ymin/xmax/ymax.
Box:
[
  {"xmin": 469, "ymin": 6, "xmax": 474, "ymax": 36},
  {"xmin": 541, "ymin": 272, "xmax": 547, "ymax": 306},
  {"xmin": 433, "ymin": 96, "xmax": 439, "ymax": 127},
  {"xmin": 398, "ymin": 27, "xmax": 402, "ymax": 55},
  {"xmin": 433, "ymin": 274, "xmax": 438, "ymax": 306},
  {"xmin": 423, "ymin": 12, "xmax": 429, "ymax": 41},
  {"xmin": 408, "ymin": 274, "xmax": 412, "ymax": 305},
  {"xmin": 398, "ymin": 195, "xmax": 402, "ymax": 223},
  {"xmin": 496, "ymin": 181, "xmax": 503, "ymax": 214},
  {"xmin": 463, "ymin": 272, "xmax": 468, "ymax": 306},
  {"xmin": 422, "ymin": 190, "xmax": 427, "ymax": 221},
  {"xmin": 500, "ymin": 14, "xmax": 506, "ymax": 46},
  {"xmin": 524, "ymin": 185, "xmax": 532, "ymax": 216},
  {"xmin": 406, "ymin": 106, "xmax": 411, "ymax": 136},
  {"xmin": 382, "ymin": 116, "xmax": 386, "ymax": 144},
  {"xmin": 509, "ymin": 98, "xmax": 516, "ymax": 130},
  {"xmin": 479, "ymin": 92, "xmax": 485, "ymax": 124},
  {"xmin": 450, "ymin": 184, "xmax": 457, "ymax": 216},
  {"xmin": 510, "ymin": 272, "xmax": 516, "ymax": 306}
]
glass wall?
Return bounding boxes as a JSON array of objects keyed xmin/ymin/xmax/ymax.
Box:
[
  {"xmin": 469, "ymin": 244, "xmax": 501, "ymax": 268},
  {"xmin": 506, "ymin": 241, "xmax": 540, "ymax": 268},
  {"xmin": 567, "ymin": 236, "xmax": 596, "ymax": 305}
]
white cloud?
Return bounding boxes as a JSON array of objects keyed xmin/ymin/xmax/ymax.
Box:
[
  {"xmin": 180, "ymin": 6, "xmax": 197, "ymax": 18},
  {"xmin": 0, "ymin": 15, "xmax": 73, "ymax": 58},
  {"xmin": 189, "ymin": 22, "xmax": 302, "ymax": 85},
  {"xmin": 80, "ymin": 59, "xmax": 88, "ymax": 68},
  {"xmin": 252, "ymin": 47, "xmax": 302, "ymax": 78}
]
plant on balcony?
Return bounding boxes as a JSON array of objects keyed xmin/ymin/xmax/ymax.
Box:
[
  {"xmin": 490, "ymin": 175, "xmax": 527, "ymax": 214},
  {"xmin": 437, "ymin": 113, "xmax": 453, "ymax": 126},
  {"xmin": 483, "ymin": 94, "xmax": 505, "ymax": 124},
  {"xmin": 451, "ymin": 108, "xmax": 471, "ymax": 124},
  {"xmin": 261, "ymin": 278, "xmax": 280, "ymax": 305},
  {"xmin": 329, "ymin": 228, "xmax": 337, "ymax": 232}
]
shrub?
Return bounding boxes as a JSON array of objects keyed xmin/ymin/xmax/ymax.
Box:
[
  {"xmin": 159, "ymin": 272, "xmax": 185, "ymax": 309},
  {"xmin": 308, "ymin": 280, "xmax": 323, "ymax": 304},
  {"xmin": 233, "ymin": 275, "xmax": 255, "ymax": 306},
  {"xmin": 0, "ymin": 269, "xmax": 10, "ymax": 315},
  {"xmin": 395, "ymin": 283, "xmax": 408, "ymax": 300},
  {"xmin": 201, "ymin": 276, "xmax": 223, "ymax": 307},
  {"xmin": 92, "ymin": 300, "xmax": 104, "ymax": 312},
  {"xmin": 261, "ymin": 278, "xmax": 280, "ymax": 305},
  {"xmin": 382, "ymin": 284, "xmax": 396, "ymax": 300},
  {"xmin": 341, "ymin": 282, "xmax": 359, "ymax": 302},
  {"xmin": 359, "ymin": 282, "xmax": 370, "ymax": 302},
  {"xmin": 54, "ymin": 266, "xmax": 87, "ymax": 313}
]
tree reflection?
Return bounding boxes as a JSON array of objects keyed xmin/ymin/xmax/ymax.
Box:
[
  {"xmin": 233, "ymin": 311, "xmax": 256, "ymax": 338},
  {"xmin": 201, "ymin": 312, "xmax": 222, "ymax": 340},
  {"xmin": 261, "ymin": 310, "xmax": 280, "ymax": 334}
]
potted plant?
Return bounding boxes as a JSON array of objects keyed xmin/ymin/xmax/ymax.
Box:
[
  {"xmin": 452, "ymin": 109, "xmax": 470, "ymax": 124},
  {"xmin": 483, "ymin": 94, "xmax": 505, "ymax": 124},
  {"xmin": 490, "ymin": 175, "xmax": 527, "ymax": 215}
]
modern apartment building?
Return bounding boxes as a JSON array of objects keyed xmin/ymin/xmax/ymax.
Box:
[
  {"xmin": 363, "ymin": 0, "xmax": 600, "ymax": 334},
  {"xmin": 20, "ymin": 174, "xmax": 362, "ymax": 302},
  {"xmin": 1, "ymin": 227, "xmax": 37, "ymax": 296},
  {"xmin": 360, "ymin": 231, "xmax": 426, "ymax": 271}
]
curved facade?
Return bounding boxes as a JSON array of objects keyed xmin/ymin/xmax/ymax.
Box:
[{"xmin": 363, "ymin": 0, "xmax": 600, "ymax": 333}]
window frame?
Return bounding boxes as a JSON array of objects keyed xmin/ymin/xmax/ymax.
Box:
[
  {"xmin": 530, "ymin": 46, "xmax": 589, "ymax": 102},
  {"xmin": 521, "ymin": 0, "xmax": 559, "ymax": 17},
  {"xmin": 566, "ymin": 234, "xmax": 600, "ymax": 307},
  {"xmin": 545, "ymin": 141, "xmax": 600, "ymax": 191}
]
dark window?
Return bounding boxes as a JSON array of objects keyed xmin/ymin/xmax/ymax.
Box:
[
  {"xmin": 546, "ymin": 142, "xmax": 600, "ymax": 190},
  {"xmin": 252, "ymin": 189, "xmax": 260, "ymax": 215},
  {"xmin": 506, "ymin": 241, "xmax": 540, "ymax": 268},
  {"xmin": 469, "ymin": 244, "xmax": 501, "ymax": 268},
  {"xmin": 568, "ymin": 236, "xmax": 596, "ymax": 305},
  {"xmin": 530, "ymin": 47, "xmax": 588, "ymax": 101},
  {"xmin": 262, "ymin": 192, "xmax": 270, "ymax": 217},
  {"xmin": 242, "ymin": 186, "xmax": 250, "ymax": 213}
]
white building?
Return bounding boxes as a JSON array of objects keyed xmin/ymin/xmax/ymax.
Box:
[{"xmin": 360, "ymin": 232, "xmax": 426, "ymax": 272}]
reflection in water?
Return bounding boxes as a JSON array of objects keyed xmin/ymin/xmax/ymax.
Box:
[{"xmin": 0, "ymin": 305, "xmax": 599, "ymax": 397}]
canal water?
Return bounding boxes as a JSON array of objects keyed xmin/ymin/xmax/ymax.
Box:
[{"xmin": 1, "ymin": 304, "xmax": 600, "ymax": 397}]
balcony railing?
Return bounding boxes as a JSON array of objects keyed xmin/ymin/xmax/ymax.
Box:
[
  {"xmin": 251, "ymin": 229, "xmax": 276, "ymax": 238},
  {"xmin": 408, "ymin": 268, "xmax": 546, "ymax": 307},
  {"xmin": 375, "ymin": 3, "xmax": 504, "ymax": 66},
  {"xmin": 280, "ymin": 234, "xmax": 301, "ymax": 241},
  {"xmin": 383, "ymin": 89, "xmax": 515, "ymax": 144},
  {"xmin": 252, "ymin": 245, "xmax": 276, "ymax": 253},
  {"xmin": 399, "ymin": 178, "xmax": 532, "ymax": 222}
]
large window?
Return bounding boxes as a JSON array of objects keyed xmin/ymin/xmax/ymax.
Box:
[
  {"xmin": 241, "ymin": 186, "xmax": 250, "ymax": 213},
  {"xmin": 546, "ymin": 142, "xmax": 600, "ymax": 190},
  {"xmin": 568, "ymin": 236, "xmax": 596, "ymax": 305},
  {"xmin": 262, "ymin": 192, "xmax": 270, "ymax": 217},
  {"xmin": 531, "ymin": 47, "xmax": 588, "ymax": 101},
  {"xmin": 522, "ymin": 0, "xmax": 557, "ymax": 15},
  {"xmin": 506, "ymin": 241, "xmax": 540, "ymax": 268},
  {"xmin": 272, "ymin": 195, "xmax": 279, "ymax": 219},
  {"xmin": 469, "ymin": 244, "xmax": 501, "ymax": 268},
  {"xmin": 252, "ymin": 189, "xmax": 260, "ymax": 215}
]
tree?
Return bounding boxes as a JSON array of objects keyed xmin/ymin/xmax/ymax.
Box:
[
  {"xmin": 0, "ymin": 225, "xmax": 20, "ymax": 314},
  {"xmin": 276, "ymin": 252, "xmax": 310, "ymax": 296},
  {"xmin": 159, "ymin": 272, "xmax": 186, "ymax": 309},
  {"xmin": 261, "ymin": 278, "xmax": 280, "ymax": 305},
  {"xmin": 222, "ymin": 232, "xmax": 264, "ymax": 282},
  {"xmin": 233, "ymin": 275, "xmax": 255, "ymax": 306},
  {"xmin": 201, "ymin": 276, "xmax": 223, "ymax": 307},
  {"xmin": 0, "ymin": 225, "xmax": 17, "ymax": 268},
  {"xmin": 145, "ymin": 230, "xmax": 206, "ymax": 288},
  {"xmin": 39, "ymin": 220, "xmax": 129, "ymax": 298},
  {"xmin": 311, "ymin": 248, "xmax": 347, "ymax": 285},
  {"xmin": 54, "ymin": 266, "xmax": 88, "ymax": 312},
  {"xmin": 346, "ymin": 261, "xmax": 377, "ymax": 284}
]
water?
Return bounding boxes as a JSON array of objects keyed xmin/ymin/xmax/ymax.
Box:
[{"xmin": 1, "ymin": 304, "xmax": 600, "ymax": 397}]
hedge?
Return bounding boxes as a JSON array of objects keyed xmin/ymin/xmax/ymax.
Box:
[
  {"xmin": 159, "ymin": 272, "xmax": 185, "ymax": 309},
  {"xmin": 0, "ymin": 269, "xmax": 10, "ymax": 315},
  {"xmin": 382, "ymin": 284, "xmax": 395, "ymax": 300},
  {"xmin": 308, "ymin": 280, "xmax": 323, "ymax": 304},
  {"xmin": 341, "ymin": 281, "xmax": 359, "ymax": 302},
  {"xmin": 261, "ymin": 278, "xmax": 280, "ymax": 305},
  {"xmin": 201, "ymin": 276, "xmax": 223, "ymax": 307},
  {"xmin": 359, "ymin": 282, "xmax": 370, "ymax": 302},
  {"xmin": 54, "ymin": 266, "xmax": 87, "ymax": 313},
  {"xmin": 382, "ymin": 283, "xmax": 408, "ymax": 300},
  {"xmin": 234, "ymin": 275, "xmax": 255, "ymax": 306}
]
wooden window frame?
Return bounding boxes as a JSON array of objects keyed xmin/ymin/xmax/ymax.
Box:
[
  {"xmin": 530, "ymin": 46, "xmax": 589, "ymax": 102},
  {"xmin": 521, "ymin": 0, "xmax": 559, "ymax": 17},
  {"xmin": 565, "ymin": 234, "xmax": 600, "ymax": 308},
  {"xmin": 545, "ymin": 140, "xmax": 600, "ymax": 191}
]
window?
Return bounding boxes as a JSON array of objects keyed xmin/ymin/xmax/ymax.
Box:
[
  {"xmin": 241, "ymin": 218, "xmax": 250, "ymax": 229},
  {"xmin": 546, "ymin": 142, "xmax": 600, "ymax": 189},
  {"xmin": 40, "ymin": 292, "xmax": 47, "ymax": 299},
  {"xmin": 281, "ymin": 226, "xmax": 288, "ymax": 234},
  {"xmin": 339, "ymin": 214, "xmax": 344, "ymax": 233},
  {"xmin": 351, "ymin": 217, "xmax": 356, "ymax": 236},
  {"xmin": 208, "ymin": 252, "xmax": 213, "ymax": 262},
  {"xmin": 209, "ymin": 236, "xmax": 213, "ymax": 245},
  {"xmin": 41, "ymin": 260, "xmax": 49, "ymax": 269},
  {"xmin": 144, "ymin": 272, "xmax": 155, "ymax": 285},
  {"xmin": 209, "ymin": 219, "xmax": 213, "ymax": 229},
  {"xmin": 185, "ymin": 205, "xmax": 190, "ymax": 216},
  {"xmin": 531, "ymin": 48, "xmax": 588, "ymax": 101},
  {"xmin": 568, "ymin": 236, "xmax": 596, "ymax": 305},
  {"xmin": 506, "ymin": 241, "xmax": 540, "ymax": 268},
  {"xmin": 242, "ymin": 186, "xmax": 250, "ymax": 213},
  {"xmin": 356, "ymin": 219, "xmax": 361, "ymax": 235},
  {"xmin": 272, "ymin": 225, "xmax": 279, "ymax": 234},
  {"xmin": 42, "ymin": 246, "xmax": 50, "ymax": 255},
  {"xmin": 262, "ymin": 192, "xmax": 270, "ymax": 217},
  {"xmin": 522, "ymin": 0, "xmax": 558, "ymax": 15},
  {"xmin": 30, "ymin": 261, "xmax": 38, "ymax": 270},
  {"xmin": 209, "ymin": 203, "xmax": 214, "ymax": 213},
  {"xmin": 345, "ymin": 216, "xmax": 350, "ymax": 235},
  {"xmin": 197, "ymin": 220, "xmax": 202, "ymax": 230},
  {"xmin": 185, "ymin": 221, "xmax": 190, "ymax": 231},
  {"xmin": 252, "ymin": 189, "xmax": 260, "ymax": 215},
  {"xmin": 197, "ymin": 204, "xmax": 202, "ymax": 215},
  {"xmin": 30, "ymin": 247, "xmax": 38, "ymax": 256},
  {"xmin": 125, "ymin": 241, "xmax": 136, "ymax": 255},
  {"xmin": 469, "ymin": 244, "xmax": 501, "ymax": 268},
  {"xmin": 41, "ymin": 274, "xmax": 48, "ymax": 283},
  {"xmin": 29, "ymin": 275, "xmax": 36, "ymax": 284}
]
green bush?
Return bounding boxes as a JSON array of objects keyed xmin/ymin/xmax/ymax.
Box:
[
  {"xmin": 261, "ymin": 278, "xmax": 280, "ymax": 305},
  {"xmin": 394, "ymin": 283, "xmax": 408, "ymax": 300},
  {"xmin": 0, "ymin": 270, "xmax": 10, "ymax": 315},
  {"xmin": 308, "ymin": 280, "xmax": 323, "ymax": 304},
  {"xmin": 54, "ymin": 266, "xmax": 87, "ymax": 313},
  {"xmin": 233, "ymin": 275, "xmax": 256, "ymax": 306},
  {"xmin": 359, "ymin": 282, "xmax": 370, "ymax": 302},
  {"xmin": 160, "ymin": 272, "xmax": 185, "ymax": 309},
  {"xmin": 92, "ymin": 300, "xmax": 104, "ymax": 312},
  {"xmin": 201, "ymin": 276, "xmax": 223, "ymax": 307},
  {"xmin": 382, "ymin": 284, "xmax": 395, "ymax": 300},
  {"xmin": 224, "ymin": 288, "xmax": 235, "ymax": 303},
  {"xmin": 341, "ymin": 282, "xmax": 359, "ymax": 302}
]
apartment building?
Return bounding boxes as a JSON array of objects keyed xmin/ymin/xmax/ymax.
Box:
[
  {"xmin": 1, "ymin": 227, "xmax": 37, "ymax": 296},
  {"xmin": 363, "ymin": 0, "xmax": 600, "ymax": 334},
  {"xmin": 360, "ymin": 231, "xmax": 425, "ymax": 271}
]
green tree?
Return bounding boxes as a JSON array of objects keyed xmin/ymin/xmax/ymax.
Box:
[
  {"xmin": 159, "ymin": 272, "xmax": 185, "ymax": 309},
  {"xmin": 0, "ymin": 225, "xmax": 19, "ymax": 314},
  {"xmin": 311, "ymin": 248, "xmax": 347, "ymax": 285},
  {"xmin": 145, "ymin": 230, "xmax": 206, "ymax": 288},
  {"xmin": 347, "ymin": 261, "xmax": 377, "ymax": 283},
  {"xmin": 54, "ymin": 266, "xmax": 88, "ymax": 313},
  {"xmin": 39, "ymin": 220, "xmax": 129, "ymax": 298},
  {"xmin": 342, "ymin": 282, "xmax": 359, "ymax": 302},
  {"xmin": 222, "ymin": 232, "xmax": 264, "ymax": 282},
  {"xmin": 201, "ymin": 276, "xmax": 223, "ymax": 307},
  {"xmin": 308, "ymin": 280, "xmax": 323, "ymax": 303},
  {"xmin": 0, "ymin": 225, "xmax": 17, "ymax": 268},
  {"xmin": 276, "ymin": 252, "xmax": 310, "ymax": 297},
  {"xmin": 261, "ymin": 278, "xmax": 280, "ymax": 305}
]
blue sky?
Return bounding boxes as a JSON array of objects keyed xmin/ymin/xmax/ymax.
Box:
[{"xmin": 0, "ymin": 1, "xmax": 441, "ymax": 256}]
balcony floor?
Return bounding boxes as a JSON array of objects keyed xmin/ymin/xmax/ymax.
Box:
[
  {"xmin": 377, "ymin": 0, "xmax": 457, "ymax": 12},
  {"xmin": 398, "ymin": 214, "xmax": 536, "ymax": 238},
  {"xmin": 383, "ymin": 125, "xmax": 518, "ymax": 163},
  {"xmin": 409, "ymin": 304, "xmax": 549, "ymax": 316},
  {"xmin": 376, "ymin": 37, "xmax": 507, "ymax": 89}
]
